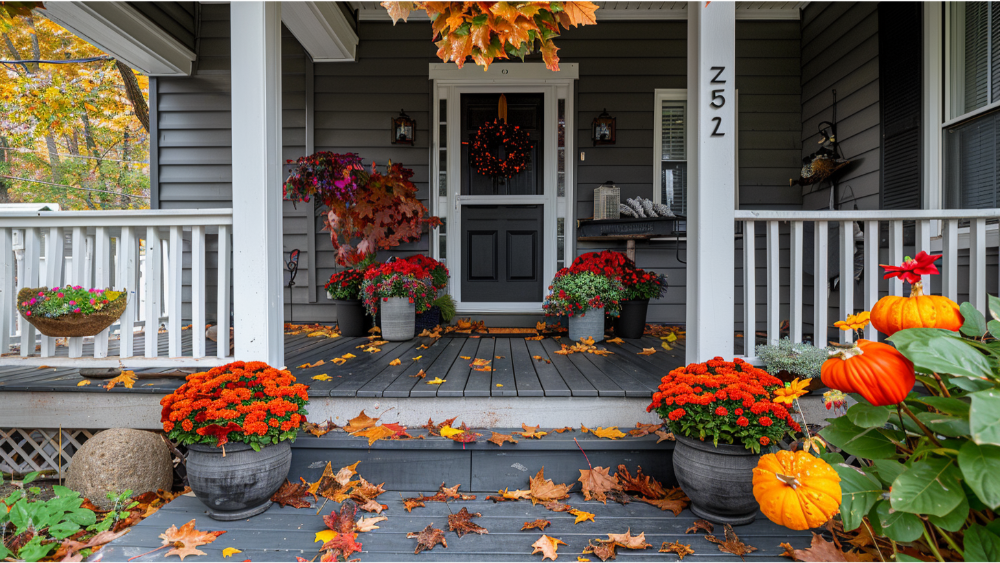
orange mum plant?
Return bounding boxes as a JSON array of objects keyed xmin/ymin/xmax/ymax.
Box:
[{"xmin": 160, "ymin": 361, "xmax": 309, "ymax": 450}]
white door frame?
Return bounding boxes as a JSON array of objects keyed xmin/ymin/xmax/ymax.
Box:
[{"xmin": 430, "ymin": 63, "xmax": 576, "ymax": 314}]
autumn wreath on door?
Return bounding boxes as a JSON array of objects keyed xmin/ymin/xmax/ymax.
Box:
[{"xmin": 470, "ymin": 94, "xmax": 532, "ymax": 179}]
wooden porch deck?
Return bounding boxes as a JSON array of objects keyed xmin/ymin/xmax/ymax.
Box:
[
  {"xmin": 0, "ymin": 332, "xmax": 685, "ymax": 398},
  {"xmin": 99, "ymin": 490, "xmax": 810, "ymax": 562}
]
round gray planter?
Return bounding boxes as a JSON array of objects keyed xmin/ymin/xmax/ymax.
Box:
[
  {"xmin": 568, "ymin": 307, "xmax": 605, "ymax": 342},
  {"xmin": 381, "ymin": 296, "xmax": 415, "ymax": 341},
  {"xmin": 672, "ymin": 433, "xmax": 761, "ymax": 525},
  {"xmin": 186, "ymin": 441, "xmax": 291, "ymax": 521}
]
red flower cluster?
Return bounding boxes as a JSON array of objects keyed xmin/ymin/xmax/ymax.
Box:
[
  {"xmin": 403, "ymin": 255, "xmax": 449, "ymax": 291},
  {"xmin": 160, "ymin": 361, "xmax": 309, "ymax": 448},
  {"xmin": 647, "ymin": 357, "xmax": 800, "ymax": 453},
  {"xmin": 365, "ymin": 259, "xmax": 430, "ymax": 281},
  {"xmin": 325, "ymin": 268, "xmax": 368, "ymax": 301},
  {"xmin": 562, "ymin": 251, "xmax": 665, "ymax": 301}
]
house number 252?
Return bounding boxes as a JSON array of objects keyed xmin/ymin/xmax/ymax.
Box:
[{"xmin": 709, "ymin": 66, "xmax": 726, "ymax": 137}]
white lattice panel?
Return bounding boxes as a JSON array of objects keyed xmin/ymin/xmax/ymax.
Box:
[{"xmin": 0, "ymin": 428, "xmax": 95, "ymax": 476}]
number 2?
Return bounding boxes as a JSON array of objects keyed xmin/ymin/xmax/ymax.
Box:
[{"xmin": 711, "ymin": 117, "xmax": 724, "ymax": 137}]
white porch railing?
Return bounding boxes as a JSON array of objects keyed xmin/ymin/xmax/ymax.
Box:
[
  {"xmin": 0, "ymin": 210, "xmax": 234, "ymax": 367},
  {"xmin": 737, "ymin": 209, "xmax": 1000, "ymax": 358}
]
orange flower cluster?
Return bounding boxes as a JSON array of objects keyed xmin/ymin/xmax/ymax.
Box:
[
  {"xmin": 647, "ymin": 357, "xmax": 799, "ymax": 453},
  {"xmin": 160, "ymin": 361, "xmax": 309, "ymax": 448}
]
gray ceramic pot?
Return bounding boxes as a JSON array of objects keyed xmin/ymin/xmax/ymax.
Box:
[
  {"xmin": 186, "ymin": 441, "xmax": 291, "ymax": 521},
  {"xmin": 568, "ymin": 307, "xmax": 605, "ymax": 342},
  {"xmin": 381, "ymin": 296, "xmax": 415, "ymax": 341},
  {"xmin": 672, "ymin": 433, "xmax": 760, "ymax": 525}
]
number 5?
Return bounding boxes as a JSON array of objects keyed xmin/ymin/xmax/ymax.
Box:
[{"xmin": 711, "ymin": 89, "xmax": 725, "ymax": 109}]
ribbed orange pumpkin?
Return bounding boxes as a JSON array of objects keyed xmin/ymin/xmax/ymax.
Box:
[
  {"xmin": 870, "ymin": 281, "xmax": 963, "ymax": 336},
  {"xmin": 821, "ymin": 339, "xmax": 915, "ymax": 406},
  {"xmin": 753, "ymin": 450, "xmax": 841, "ymax": 531}
]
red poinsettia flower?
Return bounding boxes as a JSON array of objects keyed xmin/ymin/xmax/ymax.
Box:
[
  {"xmin": 880, "ymin": 251, "xmax": 941, "ymax": 285},
  {"xmin": 197, "ymin": 422, "xmax": 244, "ymax": 448}
]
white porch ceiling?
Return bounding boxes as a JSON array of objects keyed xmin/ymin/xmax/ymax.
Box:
[{"xmin": 354, "ymin": 2, "xmax": 807, "ymax": 21}]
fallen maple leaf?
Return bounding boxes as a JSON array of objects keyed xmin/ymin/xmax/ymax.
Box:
[
  {"xmin": 304, "ymin": 461, "xmax": 360, "ymax": 502},
  {"xmin": 616, "ymin": 465, "xmax": 668, "ymax": 499},
  {"xmin": 655, "ymin": 430, "xmax": 675, "ymax": 443},
  {"xmin": 440, "ymin": 426, "xmax": 464, "ymax": 438},
  {"xmin": 459, "ymin": 355, "xmax": 471, "ymax": 360},
  {"xmin": 578, "ymin": 466, "xmax": 621, "ymax": 503},
  {"xmin": 606, "ymin": 337, "xmax": 624, "ymax": 344},
  {"xmin": 542, "ymin": 501, "xmax": 573, "ymax": 512},
  {"xmin": 529, "ymin": 467, "xmax": 574, "ymax": 505},
  {"xmin": 321, "ymin": 532, "xmax": 363, "ymax": 560},
  {"xmin": 137, "ymin": 519, "xmax": 225, "ymax": 561},
  {"xmin": 637, "ymin": 490, "xmax": 690, "ymax": 515},
  {"xmin": 791, "ymin": 533, "xmax": 869, "ymax": 562},
  {"xmin": 355, "ymin": 516, "xmax": 387, "ymax": 532},
  {"xmin": 352, "ymin": 425, "xmax": 396, "ymax": 446},
  {"xmin": 302, "ymin": 419, "xmax": 337, "ymax": 437},
  {"xmin": 607, "ymin": 529, "xmax": 651, "ymax": 550},
  {"xmin": 448, "ymin": 507, "xmax": 489, "ymax": 537},
  {"xmin": 583, "ymin": 540, "xmax": 616, "ymax": 562},
  {"xmin": 332, "ymin": 357, "xmax": 347, "ymax": 365},
  {"xmin": 271, "ymin": 479, "xmax": 311, "ymax": 509},
  {"xmin": 660, "ymin": 541, "xmax": 695, "ymax": 560},
  {"xmin": 627, "ymin": 423, "xmax": 662, "ymax": 437},
  {"xmin": 582, "ymin": 425, "xmax": 626, "ymax": 440},
  {"xmin": 312, "ymin": 374, "xmax": 332, "ymax": 381},
  {"xmin": 314, "ymin": 530, "xmax": 337, "ymax": 544},
  {"xmin": 77, "ymin": 379, "xmax": 91, "ymax": 386},
  {"xmin": 705, "ymin": 524, "xmax": 757, "ymax": 561},
  {"xmin": 570, "ymin": 508, "xmax": 595, "ymax": 524},
  {"xmin": 525, "ymin": 335, "xmax": 545, "ymax": 340},
  {"xmin": 532, "ymin": 535, "xmax": 567, "ymax": 561},
  {"xmin": 686, "ymin": 519, "xmax": 714, "ymax": 534},
  {"xmin": 408, "ymin": 525, "xmax": 448, "ymax": 554},
  {"xmin": 426, "ymin": 377, "xmax": 446, "ymax": 384},
  {"xmin": 323, "ymin": 499, "xmax": 358, "ymax": 535},
  {"xmin": 552, "ymin": 426, "xmax": 574, "ymax": 433},
  {"xmin": 578, "ymin": 558, "xmax": 591, "ymax": 562},
  {"xmin": 104, "ymin": 370, "xmax": 136, "ymax": 390},
  {"xmin": 410, "ymin": 369, "xmax": 427, "ymax": 378},
  {"xmin": 57, "ymin": 529, "xmax": 130, "ymax": 561},
  {"xmin": 404, "ymin": 498, "xmax": 425, "ymax": 512},
  {"xmin": 343, "ymin": 411, "xmax": 379, "ymax": 433},
  {"xmin": 299, "ymin": 360, "xmax": 326, "ymax": 368},
  {"xmin": 637, "ymin": 348, "xmax": 656, "ymax": 355},
  {"xmin": 389, "ymin": 358, "xmax": 402, "ymax": 366},
  {"xmin": 517, "ymin": 423, "xmax": 548, "ymax": 439},
  {"xmin": 222, "ymin": 547, "xmax": 242, "ymax": 558},
  {"xmin": 488, "ymin": 431, "xmax": 519, "ymax": 447},
  {"xmin": 423, "ymin": 417, "xmax": 458, "ymax": 436},
  {"xmin": 522, "ymin": 519, "xmax": 551, "ymax": 532},
  {"xmin": 779, "ymin": 542, "xmax": 796, "ymax": 558}
]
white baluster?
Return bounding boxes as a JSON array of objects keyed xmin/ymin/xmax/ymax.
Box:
[
  {"xmin": 915, "ymin": 219, "xmax": 932, "ymax": 289},
  {"xmin": 840, "ymin": 221, "xmax": 854, "ymax": 344},
  {"xmin": 21, "ymin": 228, "xmax": 40, "ymax": 357},
  {"xmin": 742, "ymin": 220, "xmax": 755, "ymax": 357},
  {"xmin": 1, "ymin": 228, "xmax": 12, "ymax": 356},
  {"xmin": 789, "ymin": 221, "xmax": 803, "ymax": 343},
  {"xmin": 117, "ymin": 227, "xmax": 137, "ymax": 358},
  {"xmin": 814, "ymin": 221, "xmax": 828, "ymax": 347},
  {"xmin": 766, "ymin": 220, "xmax": 780, "ymax": 346},
  {"xmin": 863, "ymin": 220, "xmax": 879, "ymax": 340},
  {"xmin": 85, "ymin": 235, "xmax": 95, "ymax": 288},
  {"xmin": 168, "ymin": 226, "xmax": 183, "ymax": 357},
  {"xmin": 217, "ymin": 225, "xmax": 231, "ymax": 358},
  {"xmin": 68, "ymin": 227, "xmax": 86, "ymax": 358},
  {"xmin": 192, "ymin": 226, "xmax": 206, "ymax": 359},
  {"xmin": 888, "ymin": 221, "xmax": 904, "ymax": 296},
  {"xmin": 41, "ymin": 227, "xmax": 64, "ymax": 357},
  {"xmin": 942, "ymin": 219, "xmax": 959, "ymax": 302},
  {"xmin": 145, "ymin": 227, "xmax": 162, "ymax": 358},
  {"xmin": 94, "ymin": 227, "xmax": 111, "ymax": 358},
  {"xmin": 970, "ymin": 218, "xmax": 987, "ymax": 313}
]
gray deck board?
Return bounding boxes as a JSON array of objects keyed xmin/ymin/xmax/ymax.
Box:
[
  {"xmin": 1, "ymin": 332, "xmax": 686, "ymax": 399},
  {"xmin": 98, "ymin": 491, "xmax": 815, "ymax": 562}
]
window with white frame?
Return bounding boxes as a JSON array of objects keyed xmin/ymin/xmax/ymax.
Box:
[
  {"xmin": 653, "ymin": 90, "xmax": 687, "ymax": 216},
  {"xmin": 944, "ymin": 2, "xmax": 1000, "ymax": 209}
]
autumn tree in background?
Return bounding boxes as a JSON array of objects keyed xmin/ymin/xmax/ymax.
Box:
[{"xmin": 0, "ymin": 6, "xmax": 150, "ymax": 210}]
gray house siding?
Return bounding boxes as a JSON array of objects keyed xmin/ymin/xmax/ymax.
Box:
[
  {"xmin": 148, "ymin": 11, "xmax": 802, "ymax": 326},
  {"xmin": 127, "ymin": 2, "xmax": 197, "ymax": 52}
]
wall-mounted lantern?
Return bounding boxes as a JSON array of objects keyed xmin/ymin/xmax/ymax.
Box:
[
  {"xmin": 591, "ymin": 109, "xmax": 616, "ymax": 146},
  {"xmin": 391, "ymin": 109, "xmax": 415, "ymax": 145}
]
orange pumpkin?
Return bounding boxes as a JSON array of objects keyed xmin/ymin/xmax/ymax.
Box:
[
  {"xmin": 821, "ymin": 339, "xmax": 914, "ymax": 406},
  {"xmin": 753, "ymin": 450, "xmax": 841, "ymax": 531},
  {"xmin": 870, "ymin": 281, "xmax": 962, "ymax": 336}
]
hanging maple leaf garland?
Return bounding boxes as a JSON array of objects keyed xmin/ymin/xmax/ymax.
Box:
[{"xmin": 382, "ymin": 1, "xmax": 599, "ymax": 72}]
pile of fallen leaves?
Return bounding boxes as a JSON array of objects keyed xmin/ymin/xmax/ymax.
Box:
[
  {"xmin": 272, "ymin": 460, "xmax": 388, "ymax": 515},
  {"xmin": 284, "ymin": 323, "xmax": 340, "ymax": 338},
  {"xmin": 552, "ymin": 336, "xmax": 613, "ymax": 357}
]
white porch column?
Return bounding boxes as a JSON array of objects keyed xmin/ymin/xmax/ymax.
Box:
[
  {"xmin": 231, "ymin": 2, "xmax": 284, "ymax": 367},
  {"xmin": 685, "ymin": 2, "xmax": 736, "ymax": 363}
]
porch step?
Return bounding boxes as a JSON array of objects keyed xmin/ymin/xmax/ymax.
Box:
[{"xmin": 289, "ymin": 429, "xmax": 675, "ymax": 493}]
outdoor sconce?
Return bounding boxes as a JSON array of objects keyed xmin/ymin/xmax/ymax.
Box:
[
  {"xmin": 591, "ymin": 109, "xmax": 616, "ymax": 146},
  {"xmin": 391, "ymin": 109, "xmax": 415, "ymax": 145}
]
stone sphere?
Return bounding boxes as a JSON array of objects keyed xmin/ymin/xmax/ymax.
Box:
[{"xmin": 66, "ymin": 428, "xmax": 173, "ymax": 509}]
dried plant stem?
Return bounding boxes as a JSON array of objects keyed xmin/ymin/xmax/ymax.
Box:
[
  {"xmin": 921, "ymin": 525, "xmax": 945, "ymax": 563},
  {"xmin": 932, "ymin": 524, "xmax": 963, "ymax": 560},
  {"xmin": 932, "ymin": 372, "xmax": 951, "ymax": 397},
  {"xmin": 862, "ymin": 519, "xmax": 885, "ymax": 563},
  {"xmin": 900, "ymin": 403, "xmax": 943, "ymax": 447},
  {"xmin": 573, "ymin": 437, "xmax": 592, "ymax": 470}
]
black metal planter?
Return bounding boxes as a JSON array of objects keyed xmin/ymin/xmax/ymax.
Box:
[
  {"xmin": 614, "ymin": 299, "xmax": 649, "ymax": 339},
  {"xmin": 335, "ymin": 299, "xmax": 367, "ymax": 337},
  {"xmin": 186, "ymin": 441, "xmax": 291, "ymax": 521}
]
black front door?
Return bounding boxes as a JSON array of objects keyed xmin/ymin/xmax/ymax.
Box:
[{"xmin": 459, "ymin": 93, "xmax": 545, "ymax": 303}]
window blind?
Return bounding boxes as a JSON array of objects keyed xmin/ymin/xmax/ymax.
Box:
[{"xmin": 660, "ymin": 100, "xmax": 687, "ymax": 215}]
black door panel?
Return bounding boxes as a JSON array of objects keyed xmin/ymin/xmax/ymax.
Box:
[{"xmin": 461, "ymin": 205, "xmax": 544, "ymax": 302}]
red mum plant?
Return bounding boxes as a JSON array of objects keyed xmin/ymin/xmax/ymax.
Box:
[
  {"xmin": 647, "ymin": 357, "xmax": 800, "ymax": 453},
  {"xmin": 160, "ymin": 361, "xmax": 309, "ymax": 449},
  {"xmin": 361, "ymin": 260, "xmax": 435, "ymax": 316},
  {"xmin": 880, "ymin": 251, "xmax": 941, "ymax": 285},
  {"xmin": 564, "ymin": 251, "xmax": 665, "ymax": 301},
  {"xmin": 403, "ymin": 254, "xmax": 449, "ymax": 291}
]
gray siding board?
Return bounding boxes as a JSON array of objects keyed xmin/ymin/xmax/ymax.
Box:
[{"xmin": 126, "ymin": 2, "xmax": 196, "ymax": 52}]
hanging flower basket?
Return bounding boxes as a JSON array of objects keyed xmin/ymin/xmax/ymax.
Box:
[{"xmin": 17, "ymin": 286, "xmax": 127, "ymax": 338}]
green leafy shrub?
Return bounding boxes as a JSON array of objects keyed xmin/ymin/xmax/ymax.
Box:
[
  {"xmin": 755, "ymin": 338, "xmax": 829, "ymax": 379},
  {"xmin": 0, "ymin": 472, "xmax": 100, "ymax": 561},
  {"xmin": 542, "ymin": 271, "xmax": 625, "ymax": 318},
  {"xmin": 815, "ymin": 297, "xmax": 1000, "ymax": 560},
  {"xmin": 433, "ymin": 294, "xmax": 456, "ymax": 322}
]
